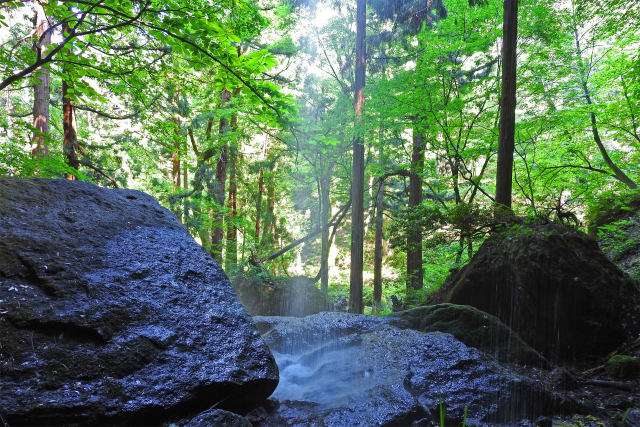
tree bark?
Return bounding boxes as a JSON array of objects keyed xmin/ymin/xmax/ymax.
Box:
[
  {"xmin": 373, "ymin": 175, "xmax": 384, "ymax": 313},
  {"xmin": 211, "ymin": 88, "xmax": 232, "ymax": 263},
  {"xmin": 61, "ymin": 21, "xmax": 78, "ymax": 177},
  {"xmin": 62, "ymin": 79, "xmax": 78, "ymax": 174},
  {"xmin": 407, "ymin": 129, "xmax": 424, "ymax": 293},
  {"xmin": 349, "ymin": 0, "xmax": 366, "ymax": 314},
  {"xmin": 255, "ymin": 166, "xmax": 264, "ymax": 240},
  {"xmin": 495, "ymin": 0, "xmax": 519, "ymax": 208},
  {"xmin": 320, "ymin": 163, "xmax": 335, "ymax": 296},
  {"xmin": 31, "ymin": 4, "xmax": 51, "ymax": 157},
  {"xmin": 171, "ymin": 121, "xmax": 181, "ymax": 189},
  {"xmin": 225, "ymin": 116, "xmax": 239, "ymax": 274},
  {"xmin": 262, "ymin": 162, "xmax": 276, "ymax": 247}
]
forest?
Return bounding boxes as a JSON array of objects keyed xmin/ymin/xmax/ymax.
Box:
[
  {"xmin": 1, "ymin": 0, "xmax": 640, "ymax": 425},
  {"xmin": 1, "ymin": 0, "xmax": 639, "ymax": 312}
]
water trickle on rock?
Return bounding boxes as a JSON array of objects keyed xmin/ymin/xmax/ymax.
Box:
[{"xmin": 254, "ymin": 312, "xmax": 557, "ymax": 426}]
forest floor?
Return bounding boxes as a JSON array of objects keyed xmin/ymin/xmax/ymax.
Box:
[{"xmin": 526, "ymin": 336, "xmax": 640, "ymax": 426}]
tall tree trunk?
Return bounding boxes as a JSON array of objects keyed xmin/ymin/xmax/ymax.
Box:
[
  {"xmin": 262, "ymin": 161, "xmax": 276, "ymax": 247},
  {"xmin": 225, "ymin": 136, "xmax": 238, "ymax": 274},
  {"xmin": 320, "ymin": 163, "xmax": 335, "ymax": 296},
  {"xmin": 255, "ymin": 140, "xmax": 268, "ymax": 241},
  {"xmin": 211, "ymin": 88, "xmax": 232, "ymax": 263},
  {"xmin": 182, "ymin": 137, "xmax": 189, "ymax": 221},
  {"xmin": 61, "ymin": 22, "xmax": 78, "ymax": 177},
  {"xmin": 62, "ymin": 79, "xmax": 78, "ymax": 174},
  {"xmin": 255, "ymin": 167, "xmax": 264, "ymax": 241},
  {"xmin": 373, "ymin": 175, "xmax": 384, "ymax": 313},
  {"xmin": 31, "ymin": 4, "xmax": 51, "ymax": 157},
  {"xmin": 349, "ymin": 0, "xmax": 366, "ymax": 314},
  {"xmin": 495, "ymin": 0, "xmax": 519, "ymax": 208},
  {"xmin": 172, "ymin": 122, "xmax": 181, "ymax": 189},
  {"xmin": 407, "ymin": 129, "xmax": 424, "ymax": 294},
  {"xmin": 572, "ymin": 24, "xmax": 637, "ymax": 189}
]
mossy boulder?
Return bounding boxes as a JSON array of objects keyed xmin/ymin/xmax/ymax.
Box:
[
  {"xmin": 232, "ymin": 273, "xmax": 327, "ymax": 316},
  {"xmin": 387, "ymin": 303, "xmax": 547, "ymax": 366},
  {"xmin": 428, "ymin": 222, "xmax": 640, "ymax": 363},
  {"xmin": 605, "ymin": 355, "xmax": 640, "ymax": 379}
]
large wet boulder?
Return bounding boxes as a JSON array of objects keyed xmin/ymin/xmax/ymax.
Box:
[
  {"xmin": 0, "ymin": 178, "xmax": 278, "ymax": 425},
  {"xmin": 387, "ymin": 303, "xmax": 547, "ymax": 366},
  {"xmin": 254, "ymin": 312, "xmax": 559, "ymax": 426},
  {"xmin": 428, "ymin": 222, "xmax": 640, "ymax": 363}
]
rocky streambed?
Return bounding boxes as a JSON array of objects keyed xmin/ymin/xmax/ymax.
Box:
[{"xmin": 253, "ymin": 311, "xmax": 558, "ymax": 426}]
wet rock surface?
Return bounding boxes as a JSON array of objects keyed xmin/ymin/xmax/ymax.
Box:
[
  {"xmin": 0, "ymin": 178, "xmax": 278, "ymax": 425},
  {"xmin": 183, "ymin": 409, "xmax": 252, "ymax": 427},
  {"xmin": 428, "ymin": 222, "xmax": 640, "ymax": 363},
  {"xmin": 387, "ymin": 303, "xmax": 547, "ymax": 366},
  {"xmin": 254, "ymin": 312, "xmax": 559, "ymax": 426}
]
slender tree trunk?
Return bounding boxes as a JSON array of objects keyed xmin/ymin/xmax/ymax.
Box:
[
  {"xmin": 61, "ymin": 22, "xmax": 78, "ymax": 177},
  {"xmin": 255, "ymin": 140, "xmax": 269, "ymax": 241},
  {"xmin": 349, "ymin": 0, "xmax": 366, "ymax": 314},
  {"xmin": 262, "ymin": 163, "xmax": 276, "ymax": 247},
  {"xmin": 182, "ymin": 137, "xmax": 189, "ymax": 221},
  {"xmin": 572, "ymin": 24, "xmax": 637, "ymax": 189},
  {"xmin": 32, "ymin": 4, "xmax": 51, "ymax": 157},
  {"xmin": 320, "ymin": 163, "xmax": 335, "ymax": 296},
  {"xmin": 495, "ymin": 0, "xmax": 519, "ymax": 208},
  {"xmin": 373, "ymin": 175, "xmax": 384, "ymax": 313},
  {"xmin": 171, "ymin": 125, "xmax": 182, "ymax": 222},
  {"xmin": 225, "ymin": 118, "xmax": 239, "ymax": 274},
  {"xmin": 407, "ymin": 129, "xmax": 424, "ymax": 294},
  {"xmin": 255, "ymin": 167, "xmax": 264, "ymax": 240},
  {"xmin": 171, "ymin": 123, "xmax": 181, "ymax": 189},
  {"xmin": 62, "ymin": 80, "xmax": 78, "ymax": 173},
  {"xmin": 211, "ymin": 88, "xmax": 232, "ymax": 263}
]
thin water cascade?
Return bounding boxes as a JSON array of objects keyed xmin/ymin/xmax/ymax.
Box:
[
  {"xmin": 255, "ymin": 311, "xmax": 554, "ymax": 426},
  {"xmin": 271, "ymin": 345, "xmax": 379, "ymax": 407}
]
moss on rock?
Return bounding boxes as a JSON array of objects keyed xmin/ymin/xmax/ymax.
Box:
[
  {"xmin": 605, "ymin": 354, "xmax": 640, "ymax": 379},
  {"xmin": 387, "ymin": 303, "xmax": 547, "ymax": 366}
]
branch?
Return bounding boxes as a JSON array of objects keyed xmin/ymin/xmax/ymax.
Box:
[
  {"xmin": 8, "ymin": 110, "xmax": 32, "ymax": 118},
  {"xmin": 0, "ymin": 0, "xmax": 131, "ymax": 91},
  {"xmin": 261, "ymin": 200, "xmax": 351, "ymax": 263},
  {"xmin": 74, "ymin": 94, "xmax": 161, "ymax": 120},
  {"xmin": 141, "ymin": 22, "xmax": 282, "ymax": 118},
  {"xmin": 79, "ymin": 158, "xmax": 118, "ymax": 187},
  {"xmin": 542, "ymin": 164, "xmax": 611, "ymax": 176}
]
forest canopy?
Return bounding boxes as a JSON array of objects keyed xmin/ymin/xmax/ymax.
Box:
[{"xmin": 1, "ymin": 0, "xmax": 638, "ymax": 313}]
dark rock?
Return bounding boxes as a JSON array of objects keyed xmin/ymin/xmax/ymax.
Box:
[
  {"xmin": 390, "ymin": 294, "xmax": 404, "ymax": 312},
  {"xmin": 256, "ymin": 312, "xmax": 558, "ymax": 426},
  {"xmin": 232, "ymin": 274, "xmax": 327, "ymax": 316},
  {"xmin": 0, "ymin": 178, "xmax": 278, "ymax": 425},
  {"xmin": 549, "ymin": 367, "xmax": 578, "ymax": 390},
  {"xmin": 625, "ymin": 408, "xmax": 640, "ymax": 427},
  {"xmin": 184, "ymin": 409, "xmax": 251, "ymax": 427},
  {"xmin": 387, "ymin": 304, "xmax": 547, "ymax": 365},
  {"xmin": 428, "ymin": 222, "xmax": 640, "ymax": 363},
  {"xmin": 330, "ymin": 294, "xmax": 348, "ymax": 312},
  {"xmin": 605, "ymin": 355, "xmax": 640, "ymax": 379},
  {"xmin": 534, "ymin": 415, "xmax": 553, "ymax": 427}
]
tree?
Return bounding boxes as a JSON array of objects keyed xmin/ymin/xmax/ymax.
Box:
[
  {"xmin": 31, "ymin": 3, "xmax": 51, "ymax": 158},
  {"xmin": 495, "ymin": 0, "xmax": 519, "ymax": 208},
  {"xmin": 349, "ymin": 0, "xmax": 366, "ymax": 314}
]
